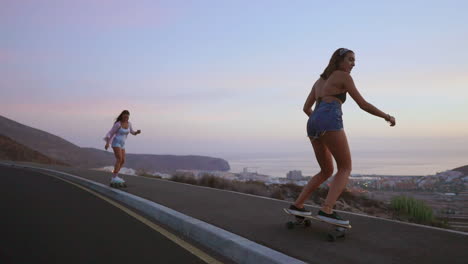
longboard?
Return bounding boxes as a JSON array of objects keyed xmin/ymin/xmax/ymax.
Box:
[
  {"xmin": 283, "ymin": 208, "xmax": 351, "ymax": 242},
  {"xmin": 109, "ymin": 182, "xmax": 127, "ymax": 188},
  {"xmin": 283, "ymin": 208, "xmax": 351, "ymax": 229}
]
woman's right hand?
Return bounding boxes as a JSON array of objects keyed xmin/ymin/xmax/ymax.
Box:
[{"xmin": 105, "ymin": 143, "xmax": 109, "ymax": 150}]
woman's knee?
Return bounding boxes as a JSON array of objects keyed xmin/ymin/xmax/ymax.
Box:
[
  {"xmin": 337, "ymin": 166, "xmax": 352, "ymax": 175},
  {"xmin": 321, "ymin": 167, "xmax": 334, "ymax": 179}
]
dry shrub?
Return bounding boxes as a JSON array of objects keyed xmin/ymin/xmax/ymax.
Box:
[
  {"xmin": 136, "ymin": 169, "xmax": 162, "ymax": 179},
  {"xmin": 171, "ymin": 172, "xmax": 197, "ymax": 185},
  {"xmin": 340, "ymin": 189, "xmax": 387, "ymax": 210},
  {"xmin": 171, "ymin": 173, "xmax": 272, "ymax": 197},
  {"xmin": 310, "ymin": 187, "xmax": 329, "ymax": 204},
  {"xmin": 198, "ymin": 174, "xmax": 229, "ymax": 189},
  {"xmin": 280, "ymin": 183, "xmax": 304, "ymax": 200},
  {"xmin": 270, "ymin": 187, "xmax": 285, "ymax": 200},
  {"xmin": 239, "ymin": 182, "xmax": 269, "ymax": 196}
]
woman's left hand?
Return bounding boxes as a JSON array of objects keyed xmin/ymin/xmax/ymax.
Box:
[
  {"xmin": 388, "ymin": 116, "xmax": 396, "ymax": 127},
  {"xmin": 136, "ymin": 130, "xmax": 141, "ymax": 135},
  {"xmin": 385, "ymin": 115, "xmax": 396, "ymax": 127}
]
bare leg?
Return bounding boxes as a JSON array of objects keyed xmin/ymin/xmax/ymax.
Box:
[
  {"xmin": 112, "ymin": 147, "xmax": 123, "ymax": 174},
  {"xmin": 119, "ymin": 149, "xmax": 126, "ymax": 179},
  {"xmin": 319, "ymin": 130, "xmax": 352, "ymax": 214},
  {"xmin": 294, "ymin": 138, "xmax": 334, "ymax": 208},
  {"xmin": 119, "ymin": 148, "xmax": 126, "ymax": 167}
]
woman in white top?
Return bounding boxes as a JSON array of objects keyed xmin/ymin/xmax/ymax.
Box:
[{"xmin": 104, "ymin": 110, "xmax": 141, "ymax": 185}]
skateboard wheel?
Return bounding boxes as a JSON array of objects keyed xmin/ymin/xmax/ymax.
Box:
[
  {"xmin": 328, "ymin": 234, "xmax": 337, "ymax": 242},
  {"xmin": 286, "ymin": 221, "xmax": 295, "ymax": 229},
  {"xmin": 304, "ymin": 220, "xmax": 311, "ymax": 227},
  {"xmin": 336, "ymin": 227, "xmax": 346, "ymax": 232},
  {"xmin": 335, "ymin": 230, "xmax": 346, "ymax": 238}
]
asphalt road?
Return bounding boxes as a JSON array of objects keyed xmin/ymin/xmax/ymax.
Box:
[
  {"xmin": 3, "ymin": 162, "xmax": 468, "ymax": 264},
  {"xmin": 0, "ymin": 166, "xmax": 223, "ymax": 264}
]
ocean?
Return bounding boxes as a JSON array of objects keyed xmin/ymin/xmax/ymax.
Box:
[{"xmin": 226, "ymin": 151, "xmax": 468, "ymax": 178}]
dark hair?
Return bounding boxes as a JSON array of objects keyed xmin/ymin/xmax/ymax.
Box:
[
  {"xmin": 114, "ymin": 110, "xmax": 130, "ymax": 124},
  {"xmin": 320, "ymin": 48, "xmax": 354, "ymax": 80}
]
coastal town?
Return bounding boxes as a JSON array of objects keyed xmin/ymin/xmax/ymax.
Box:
[{"xmin": 129, "ymin": 167, "xmax": 468, "ymax": 194}]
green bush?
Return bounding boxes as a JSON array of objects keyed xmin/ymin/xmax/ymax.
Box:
[{"xmin": 391, "ymin": 195, "xmax": 434, "ymax": 224}]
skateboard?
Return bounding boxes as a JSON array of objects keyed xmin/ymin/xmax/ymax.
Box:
[
  {"xmin": 283, "ymin": 208, "xmax": 351, "ymax": 242},
  {"xmin": 109, "ymin": 182, "xmax": 127, "ymax": 188}
]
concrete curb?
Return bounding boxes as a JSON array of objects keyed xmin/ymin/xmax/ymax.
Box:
[{"xmin": 2, "ymin": 162, "xmax": 306, "ymax": 264}]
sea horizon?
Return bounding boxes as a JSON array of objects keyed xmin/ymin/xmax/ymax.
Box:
[{"xmin": 224, "ymin": 151, "xmax": 467, "ymax": 178}]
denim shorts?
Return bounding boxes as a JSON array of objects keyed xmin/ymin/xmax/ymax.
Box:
[
  {"xmin": 307, "ymin": 100, "xmax": 344, "ymax": 140},
  {"xmin": 111, "ymin": 137, "xmax": 126, "ymax": 149}
]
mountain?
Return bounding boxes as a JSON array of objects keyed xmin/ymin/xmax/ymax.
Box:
[
  {"xmin": 0, "ymin": 115, "xmax": 230, "ymax": 172},
  {"xmin": 452, "ymin": 165, "xmax": 468, "ymax": 175},
  {"xmin": 0, "ymin": 134, "xmax": 69, "ymax": 166}
]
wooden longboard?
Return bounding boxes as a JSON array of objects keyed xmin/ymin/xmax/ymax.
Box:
[{"xmin": 283, "ymin": 208, "xmax": 352, "ymax": 229}]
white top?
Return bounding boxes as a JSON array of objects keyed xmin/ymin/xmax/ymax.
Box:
[{"xmin": 103, "ymin": 121, "xmax": 137, "ymax": 145}]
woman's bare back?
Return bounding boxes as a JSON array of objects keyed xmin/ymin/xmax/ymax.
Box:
[{"xmin": 315, "ymin": 71, "xmax": 347, "ymax": 103}]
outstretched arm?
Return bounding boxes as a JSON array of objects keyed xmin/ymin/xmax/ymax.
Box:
[
  {"xmin": 344, "ymin": 73, "xmax": 395, "ymax": 126},
  {"xmin": 303, "ymin": 81, "xmax": 318, "ymax": 117}
]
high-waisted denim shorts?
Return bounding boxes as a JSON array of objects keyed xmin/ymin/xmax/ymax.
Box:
[
  {"xmin": 307, "ymin": 100, "xmax": 344, "ymax": 140},
  {"xmin": 111, "ymin": 136, "xmax": 126, "ymax": 149}
]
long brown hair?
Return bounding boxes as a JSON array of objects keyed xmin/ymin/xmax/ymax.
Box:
[
  {"xmin": 320, "ymin": 48, "xmax": 354, "ymax": 80},
  {"xmin": 114, "ymin": 110, "xmax": 130, "ymax": 124}
]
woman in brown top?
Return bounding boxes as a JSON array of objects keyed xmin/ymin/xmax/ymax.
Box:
[{"xmin": 288, "ymin": 48, "xmax": 396, "ymax": 225}]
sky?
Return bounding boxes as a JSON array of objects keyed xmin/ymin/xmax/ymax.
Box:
[{"xmin": 1, "ymin": 1, "xmax": 468, "ymax": 175}]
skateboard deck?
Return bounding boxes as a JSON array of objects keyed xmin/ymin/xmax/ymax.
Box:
[
  {"xmin": 283, "ymin": 208, "xmax": 351, "ymax": 242},
  {"xmin": 283, "ymin": 208, "xmax": 351, "ymax": 229}
]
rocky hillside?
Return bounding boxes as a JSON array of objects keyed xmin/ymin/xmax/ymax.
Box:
[
  {"xmin": 0, "ymin": 115, "xmax": 230, "ymax": 172},
  {"xmin": 453, "ymin": 165, "xmax": 468, "ymax": 175},
  {"xmin": 0, "ymin": 134, "xmax": 69, "ymax": 166}
]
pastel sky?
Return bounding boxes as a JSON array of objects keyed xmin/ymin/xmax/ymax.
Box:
[{"xmin": 1, "ymin": 1, "xmax": 468, "ymax": 174}]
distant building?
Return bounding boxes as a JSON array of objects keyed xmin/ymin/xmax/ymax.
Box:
[
  {"xmin": 238, "ymin": 167, "xmax": 270, "ymax": 182},
  {"xmin": 287, "ymin": 170, "xmax": 304, "ymax": 181}
]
